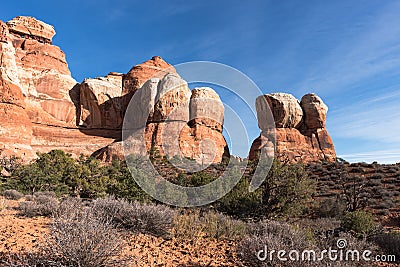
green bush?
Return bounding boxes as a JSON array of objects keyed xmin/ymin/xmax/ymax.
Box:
[
  {"xmin": 219, "ymin": 159, "xmax": 316, "ymax": 220},
  {"xmin": 341, "ymin": 211, "xmax": 377, "ymax": 235},
  {"xmin": 2, "ymin": 151, "xmax": 152, "ymax": 202},
  {"xmin": 103, "ymin": 159, "xmax": 152, "ymax": 203}
]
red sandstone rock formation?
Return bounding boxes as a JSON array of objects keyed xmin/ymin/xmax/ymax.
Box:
[
  {"xmin": 0, "ymin": 16, "xmax": 228, "ymax": 163},
  {"xmin": 0, "ymin": 15, "xmax": 335, "ymax": 165},
  {"xmin": 249, "ymin": 93, "xmax": 336, "ymax": 162}
]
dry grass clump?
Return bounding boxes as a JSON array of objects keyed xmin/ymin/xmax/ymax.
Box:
[
  {"xmin": 0, "ymin": 209, "xmax": 132, "ymax": 267},
  {"xmin": 173, "ymin": 209, "xmax": 248, "ymax": 241},
  {"xmin": 18, "ymin": 192, "xmax": 59, "ymax": 217},
  {"xmin": 236, "ymin": 219, "xmax": 380, "ymax": 267},
  {"xmin": 2, "ymin": 189, "xmax": 23, "ymax": 200},
  {"xmin": 91, "ymin": 196, "xmax": 175, "ymax": 238}
]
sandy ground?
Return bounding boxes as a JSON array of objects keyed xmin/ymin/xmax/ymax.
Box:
[{"xmin": 0, "ymin": 199, "xmax": 242, "ymax": 266}]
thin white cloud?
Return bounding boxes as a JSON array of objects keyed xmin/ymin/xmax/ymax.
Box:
[
  {"xmin": 296, "ymin": 1, "xmax": 400, "ymax": 94},
  {"xmin": 329, "ymin": 89, "xmax": 400, "ymax": 144},
  {"xmin": 339, "ymin": 150, "xmax": 400, "ymax": 164}
]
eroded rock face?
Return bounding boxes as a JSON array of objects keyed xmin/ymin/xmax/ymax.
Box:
[
  {"xmin": 0, "ymin": 16, "xmax": 121, "ymax": 160},
  {"xmin": 189, "ymin": 87, "xmax": 224, "ymax": 132},
  {"xmin": 102, "ymin": 83, "xmax": 229, "ymax": 164},
  {"xmin": 6, "ymin": 16, "xmax": 55, "ymax": 43},
  {"xmin": 0, "ymin": 77, "xmax": 35, "ymax": 159},
  {"xmin": 79, "ymin": 73, "xmax": 123, "ymax": 129},
  {"xmin": 301, "ymin": 93, "xmax": 328, "ymax": 130},
  {"xmin": 250, "ymin": 92, "xmax": 336, "ymax": 163},
  {"xmin": 153, "ymin": 72, "xmax": 191, "ymax": 122},
  {"xmin": 0, "ymin": 16, "xmax": 227, "ymax": 164},
  {"xmin": 122, "ymin": 56, "xmax": 175, "ymax": 95},
  {"xmin": 260, "ymin": 93, "xmax": 303, "ymax": 128}
]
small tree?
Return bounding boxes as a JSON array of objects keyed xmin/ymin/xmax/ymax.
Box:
[
  {"xmin": 338, "ymin": 164, "xmax": 369, "ymax": 212},
  {"xmin": 259, "ymin": 159, "xmax": 316, "ymax": 219}
]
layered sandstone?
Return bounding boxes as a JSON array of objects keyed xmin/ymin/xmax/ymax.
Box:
[
  {"xmin": 6, "ymin": 16, "xmax": 55, "ymax": 43},
  {"xmin": 249, "ymin": 93, "xmax": 336, "ymax": 162},
  {"xmin": 0, "ymin": 16, "xmax": 118, "ymax": 160},
  {"xmin": 98, "ymin": 78, "xmax": 229, "ymax": 164}
]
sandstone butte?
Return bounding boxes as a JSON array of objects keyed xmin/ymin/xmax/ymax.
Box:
[{"xmin": 0, "ymin": 16, "xmax": 336, "ymax": 164}]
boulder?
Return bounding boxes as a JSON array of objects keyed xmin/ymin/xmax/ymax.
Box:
[
  {"xmin": 257, "ymin": 93, "xmax": 303, "ymax": 129},
  {"xmin": 300, "ymin": 93, "xmax": 328, "ymax": 130}
]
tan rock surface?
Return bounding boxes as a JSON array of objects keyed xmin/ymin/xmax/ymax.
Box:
[
  {"xmin": 301, "ymin": 93, "xmax": 328, "ymax": 130},
  {"xmin": 153, "ymin": 72, "xmax": 191, "ymax": 122},
  {"xmin": 258, "ymin": 93, "xmax": 303, "ymax": 129},
  {"xmin": 189, "ymin": 87, "xmax": 224, "ymax": 132},
  {"xmin": 79, "ymin": 73, "xmax": 123, "ymax": 129}
]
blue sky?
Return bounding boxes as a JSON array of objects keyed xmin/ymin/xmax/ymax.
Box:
[{"xmin": 2, "ymin": 0, "xmax": 400, "ymax": 163}]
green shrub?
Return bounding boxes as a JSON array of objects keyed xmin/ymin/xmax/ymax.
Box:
[
  {"xmin": 104, "ymin": 159, "xmax": 153, "ymax": 203},
  {"xmin": 341, "ymin": 211, "xmax": 377, "ymax": 235}
]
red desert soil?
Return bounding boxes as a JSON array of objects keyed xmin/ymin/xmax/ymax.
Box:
[{"xmin": 0, "ymin": 199, "xmax": 242, "ymax": 267}]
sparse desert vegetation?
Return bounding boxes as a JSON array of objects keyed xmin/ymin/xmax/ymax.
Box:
[{"xmin": 1, "ymin": 151, "xmax": 399, "ymax": 266}]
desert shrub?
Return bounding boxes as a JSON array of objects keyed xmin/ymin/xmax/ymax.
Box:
[
  {"xmin": 174, "ymin": 209, "xmax": 248, "ymax": 241},
  {"xmin": 91, "ymin": 196, "xmax": 174, "ymax": 237},
  {"xmin": 46, "ymin": 212, "xmax": 130, "ymax": 266},
  {"xmin": 217, "ymin": 176, "xmax": 261, "ymax": 219},
  {"xmin": 237, "ymin": 220, "xmax": 312, "ymax": 267},
  {"xmin": 0, "ymin": 154, "xmax": 22, "ymax": 176},
  {"xmin": 238, "ymin": 220, "xmax": 378, "ymax": 266},
  {"xmin": 341, "ymin": 211, "xmax": 377, "ymax": 236},
  {"xmin": 219, "ymin": 159, "xmax": 316, "ymax": 220},
  {"xmin": 24, "ymin": 195, "xmax": 34, "ymax": 201},
  {"xmin": 53, "ymin": 197, "xmax": 85, "ymax": 219},
  {"xmin": 33, "ymin": 190, "xmax": 57, "ymax": 198},
  {"xmin": 2, "ymin": 189, "xmax": 23, "ymax": 200},
  {"xmin": 373, "ymin": 232, "xmax": 400, "ymax": 261},
  {"xmin": 258, "ymin": 159, "xmax": 316, "ymax": 219},
  {"xmin": 18, "ymin": 193, "xmax": 59, "ymax": 217}
]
